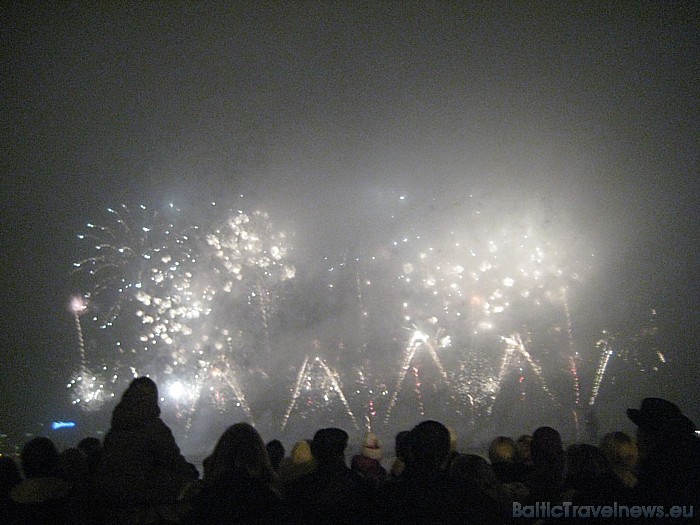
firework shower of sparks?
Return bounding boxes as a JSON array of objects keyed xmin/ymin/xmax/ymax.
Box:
[
  {"xmin": 69, "ymin": 194, "xmax": 663, "ymax": 436},
  {"xmin": 71, "ymin": 202, "xmax": 296, "ymax": 425}
]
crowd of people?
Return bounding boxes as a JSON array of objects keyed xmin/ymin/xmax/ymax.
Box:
[{"xmin": 1, "ymin": 377, "xmax": 698, "ymax": 524}]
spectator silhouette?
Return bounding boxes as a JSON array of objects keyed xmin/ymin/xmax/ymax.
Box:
[
  {"xmin": 515, "ymin": 434, "xmax": 533, "ymax": 469},
  {"xmin": 10, "ymin": 436, "xmax": 73, "ymax": 525},
  {"xmin": 350, "ymin": 431, "xmax": 387, "ymax": 488},
  {"xmin": 266, "ymin": 439, "xmax": 285, "ymax": 473},
  {"xmin": 627, "ymin": 397, "xmax": 700, "ymax": 511},
  {"xmin": 388, "ymin": 430, "xmax": 410, "ymax": 479},
  {"xmin": 278, "ymin": 439, "xmax": 316, "ymax": 489},
  {"xmin": 562, "ymin": 443, "xmax": 628, "ymax": 505},
  {"xmin": 95, "ymin": 377, "xmax": 198, "ymax": 519},
  {"xmin": 59, "ymin": 448, "xmax": 87, "ymax": 487},
  {"xmin": 285, "ymin": 427, "xmax": 375, "ymax": 525},
  {"xmin": 524, "ymin": 426, "xmax": 564, "ymax": 504},
  {"xmin": 449, "ymin": 453, "xmax": 510, "ymax": 524},
  {"xmin": 182, "ymin": 422, "xmax": 283, "ymax": 525},
  {"xmin": 0, "ymin": 456, "xmax": 22, "ymax": 523},
  {"xmin": 488, "ymin": 435, "xmax": 528, "ymax": 484},
  {"xmin": 379, "ymin": 420, "xmax": 478, "ymax": 524},
  {"xmin": 600, "ymin": 431, "xmax": 638, "ymax": 488},
  {"xmin": 77, "ymin": 437, "xmax": 102, "ymax": 476}
]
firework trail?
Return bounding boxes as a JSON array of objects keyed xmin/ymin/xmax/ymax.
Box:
[
  {"xmin": 67, "ymin": 296, "xmax": 112, "ymax": 411},
  {"xmin": 281, "ymin": 355, "xmax": 309, "ymax": 431},
  {"xmin": 71, "ymin": 296, "xmax": 87, "ymax": 368},
  {"xmin": 281, "ymin": 355, "xmax": 358, "ymax": 431},
  {"xmin": 210, "ymin": 365, "xmax": 254, "ymax": 421},
  {"xmin": 384, "ymin": 325, "xmax": 451, "ymax": 424},
  {"xmin": 588, "ymin": 336, "xmax": 614, "ymax": 406},
  {"xmin": 501, "ymin": 334, "xmax": 557, "ymax": 403}
]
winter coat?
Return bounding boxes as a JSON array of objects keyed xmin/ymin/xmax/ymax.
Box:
[
  {"xmin": 285, "ymin": 460, "xmax": 376, "ymax": 525},
  {"xmin": 182, "ymin": 470, "xmax": 283, "ymax": 525},
  {"xmin": 350, "ymin": 454, "xmax": 387, "ymax": 488},
  {"xmin": 9, "ymin": 477, "xmax": 73, "ymax": 525},
  {"xmin": 96, "ymin": 388, "xmax": 198, "ymax": 505}
]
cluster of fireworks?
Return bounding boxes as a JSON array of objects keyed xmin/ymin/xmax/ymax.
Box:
[
  {"xmin": 68, "ymin": 195, "xmax": 663, "ymax": 435},
  {"xmin": 70, "ymin": 202, "xmax": 295, "ymax": 421}
]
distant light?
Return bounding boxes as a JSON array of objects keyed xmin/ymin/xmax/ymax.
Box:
[{"xmin": 51, "ymin": 421, "xmax": 76, "ymax": 430}]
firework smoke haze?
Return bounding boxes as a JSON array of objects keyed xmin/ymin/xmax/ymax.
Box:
[{"xmin": 1, "ymin": 3, "xmax": 698, "ymax": 444}]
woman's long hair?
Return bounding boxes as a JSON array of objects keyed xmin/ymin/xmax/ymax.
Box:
[{"xmin": 205, "ymin": 423, "xmax": 276, "ymax": 486}]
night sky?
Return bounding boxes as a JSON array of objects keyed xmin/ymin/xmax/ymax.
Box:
[{"xmin": 2, "ymin": 2, "xmax": 698, "ymax": 444}]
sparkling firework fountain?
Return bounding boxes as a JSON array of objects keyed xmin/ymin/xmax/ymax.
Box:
[
  {"xmin": 281, "ymin": 353, "xmax": 358, "ymax": 432},
  {"xmin": 384, "ymin": 321, "xmax": 453, "ymax": 424},
  {"xmin": 67, "ymin": 296, "xmax": 112, "ymax": 410},
  {"xmin": 309, "ymin": 193, "xmax": 597, "ymax": 430}
]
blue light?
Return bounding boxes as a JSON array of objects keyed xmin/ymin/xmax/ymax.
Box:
[{"xmin": 51, "ymin": 421, "xmax": 76, "ymax": 430}]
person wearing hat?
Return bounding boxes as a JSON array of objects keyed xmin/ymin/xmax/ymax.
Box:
[
  {"xmin": 626, "ymin": 397, "xmax": 700, "ymax": 510},
  {"xmin": 351, "ymin": 431, "xmax": 388, "ymax": 488}
]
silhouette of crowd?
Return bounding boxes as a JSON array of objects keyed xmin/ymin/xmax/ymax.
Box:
[{"xmin": 1, "ymin": 377, "xmax": 697, "ymax": 524}]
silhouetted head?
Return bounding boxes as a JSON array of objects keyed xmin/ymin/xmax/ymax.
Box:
[
  {"xmin": 394, "ymin": 430, "xmax": 411, "ymax": 462},
  {"xmin": 123, "ymin": 376, "xmax": 158, "ymax": 403},
  {"xmin": 112, "ymin": 376, "xmax": 160, "ymax": 427},
  {"xmin": 627, "ymin": 398, "xmax": 695, "ymax": 452},
  {"xmin": 311, "ymin": 428, "xmax": 348, "ymax": 464},
  {"xmin": 266, "ymin": 439, "xmax": 285, "ymax": 471},
  {"xmin": 600, "ymin": 431, "xmax": 638, "ymax": 471},
  {"xmin": 515, "ymin": 434, "xmax": 533, "ymax": 465},
  {"xmin": 409, "ymin": 420, "xmax": 451, "ymax": 471},
  {"xmin": 21, "ymin": 437, "xmax": 61, "ymax": 479},
  {"xmin": 531, "ymin": 426, "xmax": 563, "ymax": 468},
  {"xmin": 60, "ymin": 447, "xmax": 87, "ymax": 483},
  {"xmin": 488, "ymin": 436, "xmax": 517, "ymax": 464},
  {"xmin": 290, "ymin": 439, "xmax": 313, "ymax": 464},
  {"xmin": 77, "ymin": 437, "xmax": 101, "ymax": 456},
  {"xmin": 206, "ymin": 422, "xmax": 275, "ymax": 484},
  {"xmin": 449, "ymin": 453, "xmax": 498, "ymax": 490}
]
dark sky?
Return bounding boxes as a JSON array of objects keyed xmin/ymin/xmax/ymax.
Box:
[{"xmin": 2, "ymin": 2, "xmax": 698, "ymax": 439}]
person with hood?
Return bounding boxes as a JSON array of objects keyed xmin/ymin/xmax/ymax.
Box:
[
  {"xmin": 351, "ymin": 431, "xmax": 388, "ymax": 488},
  {"xmin": 95, "ymin": 377, "xmax": 198, "ymax": 512},
  {"xmin": 278, "ymin": 439, "xmax": 316, "ymax": 489}
]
